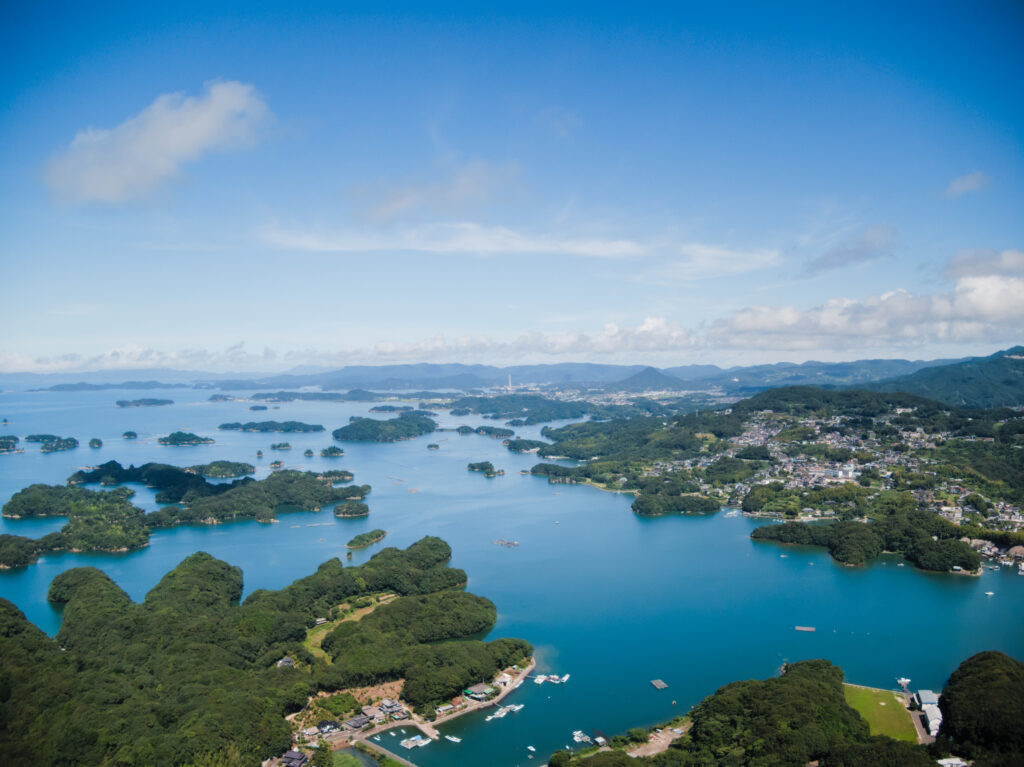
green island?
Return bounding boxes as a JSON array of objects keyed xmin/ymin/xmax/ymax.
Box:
[
  {"xmin": 547, "ymin": 651, "xmax": 1024, "ymax": 766},
  {"xmin": 271, "ymin": 442, "xmax": 292, "ymax": 450},
  {"xmin": 475, "ymin": 425, "xmax": 516, "ymax": 439},
  {"xmin": 0, "ymin": 538, "xmax": 532, "ymax": 765},
  {"xmin": 369, "ymin": 405, "xmax": 412, "ymax": 413},
  {"xmin": 158, "ymin": 431, "xmax": 214, "ymax": 446},
  {"xmin": 528, "ymin": 386, "xmax": 1024, "ymax": 573},
  {"xmin": 218, "ymin": 420, "xmax": 325, "ymax": 433},
  {"xmin": 334, "ymin": 501, "xmax": 369, "ymax": 518},
  {"xmin": 505, "ymin": 437, "xmax": 548, "ymax": 453},
  {"xmin": 321, "ymin": 446, "xmax": 345, "ymax": 457},
  {"xmin": 250, "ymin": 404, "xmax": 269, "ymax": 411},
  {"xmin": 26, "ymin": 434, "xmax": 79, "ymax": 452},
  {"xmin": 115, "ymin": 398, "xmax": 174, "ymax": 407},
  {"xmin": 332, "ymin": 412, "xmax": 437, "ymax": 442},
  {"xmin": 269, "ymin": 460, "xmax": 285, "ymax": 469},
  {"xmin": 0, "ymin": 461, "xmax": 370, "ymax": 567},
  {"xmin": 304, "ymin": 448, "xmax": 314, "ymax": 457},
  {"xmin": 188, "ymin": 460, "xmax": 255, "ymax": 478},
  {"xmin": 122, "ymin": 430, "xmax": 137, "ymax": 439},
  {"xmin": 468, "ymin": 461, "xmax": 503, "ymax": 478},
  {"xmin": 88, "ymin": 437, "xmax": 102, "ymax": 448},
  {"xmin": 1, "ymin": 435, "xmax": 21, "ymax": 453},
  {"xmin": 317, "ymin": 470, "xmax": 354, "ymax": 484},
  {"xmin": 427, "ymin": 442, "xmax": 439, "ymax": 449},
  {"xmin": 346, "ymin": 529, "xmax": 387, "ymax": 549}
]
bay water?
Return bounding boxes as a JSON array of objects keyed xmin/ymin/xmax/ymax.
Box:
[{"xmin": 1, "ymin": 388, "xmax": 1022, "ymax": 767}]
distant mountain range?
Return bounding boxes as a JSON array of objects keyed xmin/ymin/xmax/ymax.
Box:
[
  {"xmin": 862, "ymin": 346, "xmax": 1024, "ymax": 408},
  {"xmin": 8, "ymin": 346, "xmax": 1023, "ymax": 408}
]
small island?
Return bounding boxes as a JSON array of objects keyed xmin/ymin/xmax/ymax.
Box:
[
  {"xmin": 26, "ymin": 435, "xmax": 79, "ymax": 452},
  {"xmin": 346, "ymin": 528, "xmax": 387, "ymax": 549},
  {"xmin": 334, "ymin": 500, "xmax": 370, "ymax": 517},
  {"xmin": 317, "ymin": 469, "xmax": 354, "ymax": 484},
  {"xmin": 427, "ymin": 443, "xmax": 440, "ymax": 450},
  {"xmin": 115, "ymin": 398, "xmax": 174, "ymax": 408},
  {"xmin": 320, "ymin": 446, "xmax": 345, "ymax": 457},
  {"xmin": 88, "ymin": 438, "xmax": 103, "ymax": 449},
  {"xmin": 268, "ymin": 460, "xmax": 284, "ymax": 469},
  {"xmin": 122, "ymin": 431, "xmax": 138, "ymax": 439},
  {"xmin": 218, "ymin": 420, "xmax": 324, "ymax": 433},
  {"xmin": 303, "ymin": 448, "xmax": 314, "ymax": 457},
  {"xmin": 332, "ymin": 412, "xmax": 437, "ymax": 442},
  {"xmin": 468, "ymin": 461, "xmax": 503, "ymax": 478},
  {"xmin": 506, "ymin": 438, "xmax": 547, "ymax": 453},
  {"xmin": 270, "ymin": 442, "xmax": 291, "ymax": 451},
  {"xmin": 249, "ymin": 404, "xmax": 268, "ymax": 411},
  {"xmin": 475, "ymin": 425, "xmax": 515, "ymax": 439},
  {"xmin": 0, "ymin": 436, "xmax": 21, "ymax": 453},
  {"xmin": 158, "ymin": 431, "xmax": 214, "ymax": 446},
  {"xmin": 0, "ymin": 463, "xmax": 372, "ymax": 567},
  {"xmin": 188, "ymin": 461, "xmax": 255, "ymax": 478},
  {"xmin": 369, "ymin": 405, "xmax": 412, "ymax": 413}
]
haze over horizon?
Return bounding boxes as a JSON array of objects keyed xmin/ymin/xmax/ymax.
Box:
[{"xmin": 2, "ymin": 2, "xmax": 1023, "ymax": 373}]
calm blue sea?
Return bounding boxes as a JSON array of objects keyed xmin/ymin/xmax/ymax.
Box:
[{"xmin": 1, "ymin": 388, "xmax": 1022, "ymax": 767}]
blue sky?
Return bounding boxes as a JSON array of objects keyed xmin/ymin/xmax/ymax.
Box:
[{"xmin": 2, "ymin": 1, "xmax": 1022, "ymax": 372}]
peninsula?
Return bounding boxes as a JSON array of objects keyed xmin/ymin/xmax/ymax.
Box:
[{"xmin": 0, "ymin": 538, "xmax": 532, "ymax": 766}]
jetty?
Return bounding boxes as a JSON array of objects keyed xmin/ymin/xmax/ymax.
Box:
[{"xmin": 651, "ymin": 679, "xmax": 669, "ymax": 689}]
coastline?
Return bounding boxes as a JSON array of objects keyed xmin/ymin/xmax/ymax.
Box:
[{"xmin": 323, "ymin": 657, "xmax": 538, "ymax": 765}]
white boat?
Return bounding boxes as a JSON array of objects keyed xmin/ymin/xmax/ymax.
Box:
[
  {"xmin": 508, "ymin": 703, "xmax": 524, "ymax": 712},
  {"xmin": 527, "ymin": 745, "xmax": 536, "ymax": 751},
  {"xmin": 561, "ymin": 674, "xmax": 570, "ymax": 683},
  {"xmin": 985, "ymin": 591, "xmax": 995, "ymax": 596},
  {"xmin": 373, "ymin": 736, "xmax": 380, "ymax": 741},
  {"xmin": 493, "ymin": 707, "xmax": 508, "ymax": 719},
  {"xmin": 534, "ymin": 675, "xmax": 547, "ymax": 684},
  {"xmin": 445, "ymin": 735, "xmax": 461, "ymax": 743},
  {"xmin": 485, "ymin": 715, "xmax": 495, "ymax": 722}
]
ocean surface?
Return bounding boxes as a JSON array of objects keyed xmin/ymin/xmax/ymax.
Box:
[{"xmin": 1, "ymin": 388, "xmax": 1022, "ymax": 767}]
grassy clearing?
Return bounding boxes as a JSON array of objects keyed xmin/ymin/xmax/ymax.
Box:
[
  {"xmin": 302, "ymin": 593, "xmax": 399, "ymax": 663},
  {"xmin": 843, "ymin": 684, "xmax": 917, "ymax": 742}
]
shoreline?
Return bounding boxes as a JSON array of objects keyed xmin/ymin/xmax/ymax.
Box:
[{"xmin": 325, "ymin": 657, "xmax": 538, "ymax": 764}]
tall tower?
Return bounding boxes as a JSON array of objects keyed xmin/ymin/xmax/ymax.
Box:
[{"xmin": 507, "ymin": 373, "xmax": 512, "ymax": 392}]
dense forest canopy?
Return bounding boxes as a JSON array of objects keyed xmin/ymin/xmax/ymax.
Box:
[
  {"xmin": 332, "ymin": 412, "xmax": 437, "ymax": 442},
  {"xmin": 0, "ymin": 538, "xmax": 532, "ymax": 766}
]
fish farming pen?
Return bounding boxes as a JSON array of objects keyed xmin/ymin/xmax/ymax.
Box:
[{"xmin": 651, "ymin": 679, "xmax": 669, "ymax": 689}]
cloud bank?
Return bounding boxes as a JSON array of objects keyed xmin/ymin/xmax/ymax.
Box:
[
  {"xmin": 944, "ymin": 170, "xmax": 989, "ymax": 198},
  {"xmin": 44, "ymin": 81, "xmax": 269, "ymax": 203}
]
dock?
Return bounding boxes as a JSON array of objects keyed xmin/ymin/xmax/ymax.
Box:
[
  {"xmin": 794, "ymin": 626, "xmax": 816, "ymax": 632},
  {"xmin": 651, "ymin": 679, "xmax": 669, "ymax": 689}
]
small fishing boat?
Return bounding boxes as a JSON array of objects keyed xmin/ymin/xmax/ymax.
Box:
[
  {"xmin": 985, "ymin": 591, "xmax": 995, "ymax": 596},
  {"xmin": 445, "ymin": 735, "xmax": 461, "ymax": 743},
  {"xmin": 561, "ymin": 674, "xmax": 570, "ymax": 683},
  {"xmin": 527, "ymin": 745, "xmax": 536, "ymax": 752}
]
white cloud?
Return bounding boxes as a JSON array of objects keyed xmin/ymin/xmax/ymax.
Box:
[
  {"xmin": 803, "ymin": 225, "xmax": 896, "ymax": 275},
  {"xmin": 44, "ymin": 81, "xmax": 269, "ymax": 203},
  {"xmin": 708, "ymin": 274, "xmax": 1024, "ymax": 350},
  {"xmin": 944, "ymin": 170, "xmax": 989, "ymax": 198},
  {"xmin": 364, "ymin": 160, "xmax": 522, "ymax": 222},
  {"xmin": 665, "ymin": 243, "xmax": 781, "ymax": 280},
  {"xmin": 262, "ymin": 221, "xmax": 646, "ymax": 258},
  {"xmin": 944, "ymin": 248, "xmax": 1024, "ymax": 279}
]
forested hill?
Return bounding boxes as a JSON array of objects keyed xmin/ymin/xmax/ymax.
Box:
[
  {"xmin": 861, "ymin": 345, "xmax": 1024, "ymax": 408},
  {"xmin": 0, "ymin": 538, "xmax": 532, "ymax": 766}
]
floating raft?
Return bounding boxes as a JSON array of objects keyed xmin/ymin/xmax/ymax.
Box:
[
  {"xmin": 651, "ymin": 679, "xmax": 669, "ymax": 689},
  {"xmin": 794, "ymin": 626, "xmax": 816, "ymax": 632}
]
